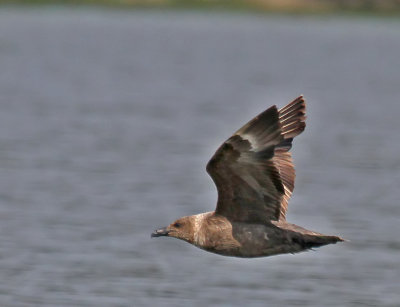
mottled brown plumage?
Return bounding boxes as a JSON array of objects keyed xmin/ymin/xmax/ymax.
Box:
[{"xmin": 152, "ymin": 96, "xmax": 344, "ymax": 258}]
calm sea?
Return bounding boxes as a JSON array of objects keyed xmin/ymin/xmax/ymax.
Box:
[{"xmin": 0, "ymin": 8, "xmax": 399, "ymax": 306}]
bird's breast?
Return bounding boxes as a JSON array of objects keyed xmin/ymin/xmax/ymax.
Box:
[{"xmin": 192, "ymin": 214, "xmax": 241, "ymax": 253}]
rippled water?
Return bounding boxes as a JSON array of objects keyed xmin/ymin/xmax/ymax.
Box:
[{"xmin": 0, "ymin": 8, "xmax": 399, "ymax": 306}]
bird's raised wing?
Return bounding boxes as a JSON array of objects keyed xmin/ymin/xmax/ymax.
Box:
[{"xmin": 206, "ymin": 96, "xmax": 306, "ymax": 223}]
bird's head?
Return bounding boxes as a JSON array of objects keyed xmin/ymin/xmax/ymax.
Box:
[{"xmin": 151, "ymin": 216, "xmax": 195, "ymax": 243}]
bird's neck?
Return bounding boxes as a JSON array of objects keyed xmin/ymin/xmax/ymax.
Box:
[{"xmin": 192, "ymin": 212, "xmax": 213, "ymax": 246}]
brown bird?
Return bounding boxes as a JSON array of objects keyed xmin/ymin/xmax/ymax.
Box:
[{"xmin": 151, "ymin": 96, "xmax": 344, "ymax": 258}]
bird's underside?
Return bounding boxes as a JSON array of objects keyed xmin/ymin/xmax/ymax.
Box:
[
  {"xmin": 189, "ymin": 212, "xmax": 343, "ymax": 258},
  {"xmin": 151, "ymin": 96, "xmax": 344, "ymax": 258}
]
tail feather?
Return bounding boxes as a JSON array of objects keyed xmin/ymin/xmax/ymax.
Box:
[
  {"xmin": 295, "ymin": 234, "xmax": 345, "ymax": 249},
  {"xmin": 274, "ymin": 220, "xmax": 345, "ymax": 249}
]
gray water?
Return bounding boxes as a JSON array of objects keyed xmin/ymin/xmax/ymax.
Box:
[{"xmin": 0, "ymin": 8, "xmax": 400, "ymax": 306}]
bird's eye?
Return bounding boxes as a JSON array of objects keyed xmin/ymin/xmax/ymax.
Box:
[{"xmin": 173, "ymin": 223, "xmax": 181, "ymax": 228}]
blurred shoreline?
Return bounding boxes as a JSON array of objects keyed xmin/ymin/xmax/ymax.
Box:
[{"xmin": 1, "ymin": 0, "xmax": 400, "ymax": 17}]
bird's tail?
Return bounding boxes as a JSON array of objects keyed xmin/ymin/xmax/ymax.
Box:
[
  {"xmin": 273, "ymin": 221, "xmax": 346, "ymax": 249},
  {"xmin": 295, "ymin": 233, "xmax": 345, "ymax": 249}
]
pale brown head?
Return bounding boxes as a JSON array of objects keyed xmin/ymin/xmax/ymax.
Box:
[{"xmin": 151, "ymin": 216, "xmax": 195, "ymax": 243}]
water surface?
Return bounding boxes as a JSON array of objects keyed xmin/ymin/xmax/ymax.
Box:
[{"xmin": 0, "ymin": 8, "xmax": 399, "ymax": 306}]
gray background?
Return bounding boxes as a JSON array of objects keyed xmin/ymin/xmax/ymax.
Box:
[{"xmin": 0, "ymin": 8, "xmax": 399, "ymax": 306}]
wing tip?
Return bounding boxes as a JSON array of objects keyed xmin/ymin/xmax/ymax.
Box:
[
  {"xmin": 279, "ymin": 95, "xmax": 306, "ymax": 114},
  {"xmin": 278, "ymin": 96, "xmax": 306, "ymax": 139}
]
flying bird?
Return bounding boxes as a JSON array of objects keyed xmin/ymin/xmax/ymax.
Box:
[{"xmin": 151, "ymin": 96, "xmax": 344, "ymax": 258}]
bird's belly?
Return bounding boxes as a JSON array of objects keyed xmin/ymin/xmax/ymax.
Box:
[{"xmin": 205, "ymin": 223, "xmax": 304, "ymax": 258}]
